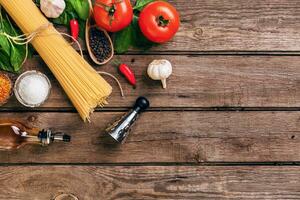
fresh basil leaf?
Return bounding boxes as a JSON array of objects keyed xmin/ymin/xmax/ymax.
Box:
[
  {"xmin": 133, "ymin": 0, "xmax": 155, "ymax": 11},
  {"xmin": 114, "ymin": 24, "xmax": 133, "ymax": 54},
  {"xmin": 66, "ymin": 0, "xmax": 90, "ymax": 20}
]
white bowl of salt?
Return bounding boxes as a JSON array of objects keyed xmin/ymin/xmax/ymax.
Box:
[{"xmin": 14, "ymin": 70, "xmax": 52, "ymax": 107}]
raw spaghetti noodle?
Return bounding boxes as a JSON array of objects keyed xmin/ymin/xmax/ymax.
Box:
[{"xmin": 0, "ymin": 0, "xmax": 112, "ymax": 122}]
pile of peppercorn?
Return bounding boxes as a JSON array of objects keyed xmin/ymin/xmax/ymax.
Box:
[{"xmin": 89, "ymin": 27, "xmax": 112, "ymax": 63}]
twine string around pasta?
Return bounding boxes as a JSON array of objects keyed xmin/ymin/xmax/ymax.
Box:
[
  {"xmin": 0, "ymin": 22, "xmax": 124, "ymax": 97},
  {"xmin": 0, "ymin": 22, "xmax": 83, "ymax": 64}
]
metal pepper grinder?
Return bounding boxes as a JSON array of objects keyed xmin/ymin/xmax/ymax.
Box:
[{"xmin": 106, "ymin": 96, "xmax": 149, "ymax": 143}]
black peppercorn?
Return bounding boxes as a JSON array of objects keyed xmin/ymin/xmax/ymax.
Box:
[{"xmin": 89, "ymin": 27, "xmax": 112, "ymax": 63}]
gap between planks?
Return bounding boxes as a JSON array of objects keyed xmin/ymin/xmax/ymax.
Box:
[
  {"xmin": 0, "ymin": 162, "xmax": 299, "ymax": 167},
  {"xmin": 2, "ymin": 107, "xmax": 300, "ymax": 112}
]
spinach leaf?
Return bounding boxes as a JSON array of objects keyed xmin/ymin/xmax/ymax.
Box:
[
  {"xmin": 133, "ymin": 0, "xmax": 155, "ymax": 11},
  {"xmin": 51, "ymin": 0, "xmax": 89, "ymax": 39},
  {"xmin": 66, "ymin": 0, "xmax": 90, "ymax": 20},
  {"xmin": 0, "ymin": 35, "xmax": 10, "ymax": 56},
  {"xmin": 131, "ymin": 15, "xmax": 155, "ymax": 50},
  {"xmin": 113, "ymin": 15, "xmax": 155, "ymax": 53},
  {"xmin": 10, "ymin": 43, "xmax": 26, "ymax": 72},
  {"xmin": 0, "ymin": 10, "xmax": 29, "ymax": 73},
  {"xmin": 52, "ymin": 11, "xmax": 74, "ymax": 26},
  {"xmin": 78, "ymin": 19, "xmax": 86, "ymax": 39},
  {"xmin": 0, "ymin": 51, "xmax": 12, "ymax": 72},
  {"xmin": 0, "ymin": 17, "xmax": 10, "ymax": 56},
  {"xmin": 51, "ymin": 1, "xmax": 77, "ymax": 25},
  {"xmin": 114, "ymin": 24, "xmax": 133, "ymax": 54},
  {"xmin": 113, "ymin": 0, "xmax": 157, "ymax": 53}
]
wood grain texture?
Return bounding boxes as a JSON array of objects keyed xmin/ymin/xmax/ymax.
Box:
[
  {"xmin": 4, "ymin": 55, "xmax": 300, "ymax": 109},
  {"xmin": 160, "ymin": 0, "xmax": 300, "ymax": 52},
  {"xmin": 0, "ymin": 166, "xmax": 299, "ymax": 199},
  {"xmin": 58, "ymin": 0, "xmax": 300, "ymax": 52},
  {"xmin": 0, "ymin": 111, "xmax": 300, "ymax": 163}
]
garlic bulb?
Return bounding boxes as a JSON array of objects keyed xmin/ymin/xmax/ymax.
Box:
[
  {"xmin": 40, "ymin": 0, "xmax": 66, "ymax": 18},
  {"xmin": 147, "ymin": 59, "xmax": 173, "ymax": 89}
]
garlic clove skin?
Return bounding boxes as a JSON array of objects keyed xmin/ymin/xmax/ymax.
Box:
[
  {"xmin": 40, "ymin": 0, "xmax": 66, "ymax": 18},
  {"xmin": 147, "ymin": 59, "xmax": 172, "ymax": 89}
]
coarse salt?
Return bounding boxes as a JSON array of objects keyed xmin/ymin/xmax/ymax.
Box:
[{"xmin": 14, "ymin": 71, "xmax": 51, "ymax": 107}]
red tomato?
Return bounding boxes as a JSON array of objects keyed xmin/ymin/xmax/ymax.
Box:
[
  {"xmin": 94, "ymin": 0, "xmax": 133, "ymax": 32},
  {"xmin": 138, "ymin": 1, "xmax": 180, "ymax": 43}
]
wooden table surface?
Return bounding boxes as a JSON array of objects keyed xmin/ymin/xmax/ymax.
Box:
[{"xmin": 2, "ymin": 0, "xmax": 300, "ymax": 199}]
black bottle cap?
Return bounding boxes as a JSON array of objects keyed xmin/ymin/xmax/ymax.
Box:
[
  {"xmin": 38, "ymin": 130, "xmax": 47, "ymax": 139},
  {"xmin": 63, "ymin": 134, "xmax": 71, "ymax": 142},
  {"xmin": 133, "ymin": 96, "xmax": 150, "ymax": 113}
]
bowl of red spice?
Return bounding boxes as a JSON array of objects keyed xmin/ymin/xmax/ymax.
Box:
[{"xmin": 0, "ymin": 73, "xmax": 12, "ymax": 106}]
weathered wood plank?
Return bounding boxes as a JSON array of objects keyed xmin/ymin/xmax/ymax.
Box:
[
  {"xmin": 4, "ymin": 55, "xmax": 300, "ymax": 109},
  {"xmin": 58, "ymin": 0, "xmax": 300, "ymax": 52},
  {"xmin": 0, "ymin": 166, "xmax": 299, "ymax": 199},
  {"xmin": 157, "ymin": 0, "xmax": 300, "ymax": 51},
  {"xmin": 0, "ymin": 111, "xmax": 299, "ymax": 163}
]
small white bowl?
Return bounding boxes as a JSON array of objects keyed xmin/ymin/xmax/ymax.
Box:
[{"xmin": 14, "ymin": 70, "xmax": 52, "ymax": 108}]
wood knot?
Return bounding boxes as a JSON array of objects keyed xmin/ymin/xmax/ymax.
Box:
[
  {"xmin": 193, "ymin": 28, "xmax": 203, "ymax": 40},
  {"xmin": 291, "ymin": 135, "xmax": 295, "ymax": 139},
  {"xmin": 27, "ymin": 115, "xmax": 36, "ymax": 122},
  {"xmin": 257, "ymin": 17, "xmax": 280, "ymax": 30}
]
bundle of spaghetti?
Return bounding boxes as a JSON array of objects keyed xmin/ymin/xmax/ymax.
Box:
[{"xmin": 0, "ymin": 0, "xmax": 112, "ymax": 122}]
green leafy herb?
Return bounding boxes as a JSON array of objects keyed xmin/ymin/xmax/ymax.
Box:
[
  {"xmin": 67, "ymin": 0, "xmax": 90, "ymax": 20},
  {"xmin": 0, "ymin": 8, "xmax": 30, "ymax": 73},
  {"xmin": 10, "ymin": 44, "xmax": 26, "ymax": 72},
  {"xmin": 0, "ymin": 35, "xmax": 11, "ymax": 56},
  {"xmin": 131, "ymin": 15, "xmax": 156, "ymax": 49},
  {"xmin": 114, "ymin": 24, "xmax": 133, "ymax": 54},
  {"xmin": 133, "ymin": 0, "xmax": 155, "ymax": 11},
  {"xmin": 0, "ymin": 51, "xmax": 12, "ymax": 72},
  {"xmin": 114, "ymin": 0, "xmax": 156, "ymax": 54},
  {"xmin": 50, "ymin": 0, "xmax": 89, "ymax": 39}
]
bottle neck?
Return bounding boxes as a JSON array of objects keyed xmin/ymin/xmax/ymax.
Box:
[{"xmin": 23, "ymin": 135, "xmax": 41, "ymax": 143}]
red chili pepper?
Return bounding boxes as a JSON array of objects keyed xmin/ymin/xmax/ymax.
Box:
[
  {"xmin": 70, "ymin": 19, "xmax": 79, "ymax": 40},
  {"xmin": 119, "ymin": 63, "xmax": 136, "ymax": 87}
]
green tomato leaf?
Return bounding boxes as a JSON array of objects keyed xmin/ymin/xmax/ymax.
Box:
[
  {"xmin": 133, "ymin": 0, "xmax": 155, "ymax": 11},
  {"xmin": 114, "ymin": 24, "xmax": 133, "ymax": 54}
]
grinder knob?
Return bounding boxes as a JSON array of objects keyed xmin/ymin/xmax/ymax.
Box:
[{"xmin": 134, "ymin": 97, "xmax": 150, "ymax": 113}]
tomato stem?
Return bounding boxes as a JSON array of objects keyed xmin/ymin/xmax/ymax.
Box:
[
  {"xmin": 95, "ymin": 0, "xmax": 124, "ymax": 26},
  {"xmin": 157, "ymin": 16, "xmax": 170, "ymax": 27},
  {"xmin": 95, "ymin": 2, "xmax": 111, "ymax": 12},
  {"xmin": 108, "ymin": 5, "xmax": 116, "ymax": 16}
]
